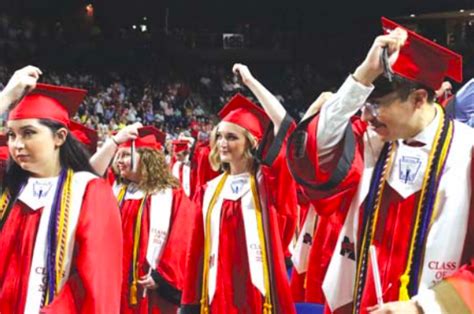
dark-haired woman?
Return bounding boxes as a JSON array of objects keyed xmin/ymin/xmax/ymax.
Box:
[
  {"xmin": 0, "ymin": 66, "xmax": 123, "ymax": 313},
  {"xmin": 91, "ymin": 125, "xmax": 195, "ymax": 314}
]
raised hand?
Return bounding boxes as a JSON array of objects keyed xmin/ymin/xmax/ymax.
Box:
[
  {"xmin": 354, "ymin": 27, "xmax": 407, "ymax": 86},
  {"xmin": 112, "ymin": 122, "xmax": 143, "ymax": 145},
  {"xmin": 232, "ymin": 63, "xmax": 255, "ymax": 86},
  {"xmin": 1, "ymin": 65, "xmax": 42, "ymax": 109}
]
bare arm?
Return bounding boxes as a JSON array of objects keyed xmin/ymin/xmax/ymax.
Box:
[
  {"xmin": 233, "ymin": 63, "xmax": 286, "ymax": 135},
  {"xmin": 0, "ymin": 65, "xmax": 42, "ymax": 114},
  {"xmin": 301, "ymin": 91, "xmax": 333, "ymax": 121},
  {"xmin": 317, "ymin": 28, "xmax": 407, "ymax": 162},
  {"xmin": 90, "ymin": 122, "xmax": 142, "ymax": 176}
]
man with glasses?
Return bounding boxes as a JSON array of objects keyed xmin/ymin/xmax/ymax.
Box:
[{"xmin": 287, "ymin": 17, "xmax": 473, "ymax": 314}]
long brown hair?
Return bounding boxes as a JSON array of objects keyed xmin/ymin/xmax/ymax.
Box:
[{"xmin": 136, "ymin": 147, "xmax": 179, "ymax": 193}]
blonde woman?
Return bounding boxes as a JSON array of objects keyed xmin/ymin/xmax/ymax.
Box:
[
  {"xmin": 181, "ymin": 64, "xmax": 298, "ymax": 313},
  {"xmin": 91, "ymin": 125, "xmax": 195, "ymax": 314}
]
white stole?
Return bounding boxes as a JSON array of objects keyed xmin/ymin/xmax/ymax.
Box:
[
  {"xmin": 24, "ymin": 172, "xmax": 96, "ymax": 314},
  {"xmin": 112, "ymin": 183, "xmax": 173, "ymax": 268},
  {"xmin": 203, "ymin": 172, "xmax": 266, "ymax": 304},
  {"xmin": 292, "ymin": 204, "xmax": 317, "ymax": 274},
  {"xmin": 172, "ymin": 161, "xmax": 191, "ymax": 196},
  {"xmin": 146, "ymin": 189, "xmax": 173, "ymax": 268}
]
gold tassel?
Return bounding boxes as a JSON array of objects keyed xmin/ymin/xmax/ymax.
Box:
[
  {"xmin": 200, "ymin": 298, "xmax": 209, "ymax": 314},
  {"xmin": 398, "ymin": 274, "xmax": 410, "ymax": 301},
  {"xmin": 263, "ymin": 301, "xmax": 273, "ymax": 314},
  {"xmin": 130, "ymin": 282, "xmax": 138, "ymax": 305}
]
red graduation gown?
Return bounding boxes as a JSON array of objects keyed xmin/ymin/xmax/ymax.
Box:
[
  {"xmin": 119, "ymin": 187, "xmax": 195, "ymax": 314},
  {"xmin": 290, "ymin": 114, "xmax": 474, "ymax": 313},
  {"xmin": 289, "ymin": 115, "xmax": 365, "ymax": 305},
  {"xmin": 0, "ymin": 178, "xmax": 123, "ymax": 314},
  {"xmin": 181, "ymin": 150, "xmax": 297, "ymax": 314},
  {"xmin": 192, "ymin": 141, "xmax": 220, "ymax": 195}
]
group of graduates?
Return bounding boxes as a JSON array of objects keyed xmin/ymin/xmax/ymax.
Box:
[{"xmin": 0, "ymin": 17, "xmax": 472, "ymax": 314}]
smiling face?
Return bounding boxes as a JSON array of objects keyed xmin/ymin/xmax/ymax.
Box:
[
  {"xmin": 361, "ymin": 89, "xmax": 433, "ymax": 142},
  {"xmin": 115, "ymin": 146, "xmax": 141, "ymax": 182},
  {"xmin": 216, "ymin": 122, "xmax": 249, "ymax": 166},
  {"xmin": 6, "ymin": 119, "xmax": 65, "ymax": 177}
]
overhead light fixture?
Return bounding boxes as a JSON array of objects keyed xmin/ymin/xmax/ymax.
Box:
[
  {"xmin": 410, "ymin": 14, "xmax": 416, "ymax": 18},
  {"xmin": 459, "ymin": 9, "xmax": 465, "ymax": 13}
]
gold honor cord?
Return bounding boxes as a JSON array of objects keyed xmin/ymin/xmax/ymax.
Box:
[
  {"xmin": 54, "ymin": 168, "xmax": 73, "ymax": 293},
  {"xmin": 116, "ymin": 184, "xmax": 128, "ymax": 208},
  {"xmin": 0, "ymin": 190, "xmax": 11, "ymax": 221},
  {"xmin": 200, "ymin": 173, "xmax": 228, "ymax": 314},
  {"xmin": 249, "ymin": 173, "xmax": 273, "ymax": 314},
  {"xmin": 399, "ymin": 107, "xmax": 453, "ymax": 301},
  {"xmin": 352, "ymin": 143, "xmax": 397, "ymax": 314},
  {"xmin": 130, "ymin": 194, "xmax": 148, "ymax": 305}
]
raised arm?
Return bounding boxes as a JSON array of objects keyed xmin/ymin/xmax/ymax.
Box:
[
  {"xmin": 233, "ymin": 63, "xmax": 287, "ymax": 135},
  {"xmin": 301, "ymin": 91, "xmax": 333, "ymax": 121},
  {"xmin": 90, "ymin": 122, "xmax": 142, "ymax": 176},
  {"xmin": 317, "ymin": 28, "xmax": 407, "ymax": 162},
  {"xmin": 0, "ymin": 66, "xmax": 42, "ymax": 115}
]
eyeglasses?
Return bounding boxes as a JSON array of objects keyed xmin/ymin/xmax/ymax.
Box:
[{"xmin": 362, "ymin": 102, "xmax": 380, "ymax": 117}]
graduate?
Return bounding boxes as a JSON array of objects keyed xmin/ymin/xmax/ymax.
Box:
[
  {"xmin": 188, "ymin": 133, "xmax": 221, "ymax": 198},
  {"xmin": 171, "ymin": 139, "xmax": 193, "ymax": 197},
  {"xmin": 90, "ymin": 124, "xmax": 195, "ymax": 314},
  {"xmin": 0, "ymin": 66, "xmax": 123, "ymax": 313},
  {"xmin": 181, "ymin": 63, "xmax": 298, "ymax": 313},
  {"xmin": 69, "ymin": 120, "xmax": 99, "ymax": 154},
  {"xmin": 287, "ymin": 18, "xmax": 472, "ymax": 313}
]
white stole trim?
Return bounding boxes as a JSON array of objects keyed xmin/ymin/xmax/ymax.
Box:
[
  {"xmin": 146, "ymin": 188, "xmax": 173, "ymax": 267},
  {"xmin": 172, "ymin": 161, "xmax": 191, "ymax": 196},
  {"xmin": 322, "ymin": 131, "xmax": 383, "ymax": 311},
  {"xmin": 203, "ymin": 172, "xmax": 266, "ymax": 303},
  {"xmin": 241, "ymin": 187, "xmax": 266, "ymax": 296},
  {"xmin": 24, "ymin": 172, "xmax": 96, "ymax": 314},
  {"xmin": 182, "ymin": 164, "xmax": 191, "ymax": 197},
  {"xmin": 292, "ymin": 204, "xmax": 317, "ymax": 274},
  {"xmin": 171, "ymin": 161, "xmax": 181, "ymax": 180}
]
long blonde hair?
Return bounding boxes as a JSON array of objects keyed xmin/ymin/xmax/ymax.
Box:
[{"xmin": 208, "ymin": 122, "xmax": 259, "ymax": 173}]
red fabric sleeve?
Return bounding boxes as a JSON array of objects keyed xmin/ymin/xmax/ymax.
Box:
[
  {"xmin": 261, "ymin": 121, "xmax": 298, "ymax": 258},
  {"xmin": 41, "ymin": 178, "xmax": 123, "ymax": 313},
  {"xmin": 288, "ymin": 114, "xmax": 367, "ymax": 216},
  {"xmin": 155, "ymin": 189, "xmax": 196, "ymax": 294},
  {"xmin": 181, "ymin": 186, "xmax": 205, "ymax": 308}
]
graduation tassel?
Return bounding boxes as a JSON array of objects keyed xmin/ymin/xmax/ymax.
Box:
[
  {"xmin": 398, "ymin": 274, "xmax": 410, "ymax": 301},
  {"xmin": 130, "ymin": 281, "xmax": 138, "ymax": 305}
]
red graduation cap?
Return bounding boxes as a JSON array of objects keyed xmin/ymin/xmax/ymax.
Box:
[
  {"xmin": 119, "ymin": 126, "xmax": 166, "ymax": 150},
  {"xmin": 8, "ymin": 83, "xmax": 87, "ymax": 126},
  {"xmin": 218, "ymin": 93, "xmax": 270, "ymax": 141},
  {"xmin": 381, "ymin": 17, "xmax": 463, "ymax": 90},
  {"xmin": 69, "ymin": 121, "xmax": 98, "ymax": 153},
  {"xmin": 172, "ymin": 139, "xmax": 190, "ymax": 154}
]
